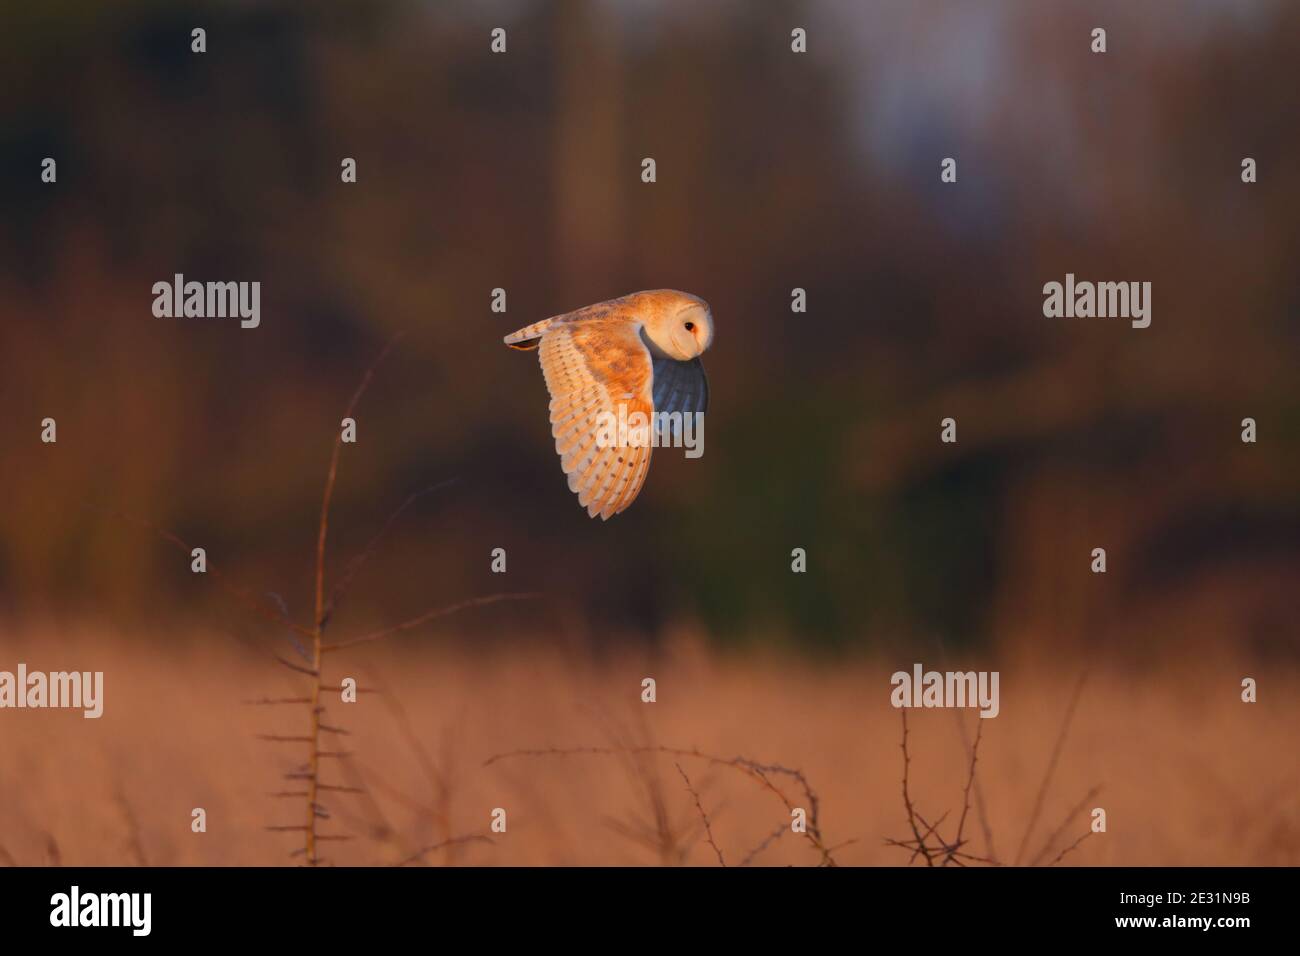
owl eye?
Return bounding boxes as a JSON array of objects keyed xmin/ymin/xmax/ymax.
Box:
[{"xmin": 684, "ymin": 322, "xmax": 695, "ymax": 331}]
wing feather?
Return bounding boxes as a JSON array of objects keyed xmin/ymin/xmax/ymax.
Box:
[
  {"xmin": 650, "ymin": 355, "xmax": 708, "ymax": 446},
  {"xmin": 537, "ymin": 320, "xmax": 656, "ymax": 520}
]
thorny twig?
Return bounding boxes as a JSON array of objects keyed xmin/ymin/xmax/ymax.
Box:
[
  {"xmin": 890, "ymin": 712, "xmax": 996, "ymax": 866},
  {"xmin": 899, "ymin": 710, "xmax": 934, "ymax": 866},
  {"xmin": 487, "ymin": 744, "xmax": 839, "ymax": 866},
  {"xmin": 675, "ymin": 763, "xmax": 725, "ymax": 866},
  {"xmin": 890, "ymin": 684, "xmax": 1100, "ymax": 868},
  {"xmin": 739, "ymin": 825, "xmax": 786, "ymax": 866},
  {"xmin": 395, "ymin": 835, "xmax": 494, "ymax": 867}
]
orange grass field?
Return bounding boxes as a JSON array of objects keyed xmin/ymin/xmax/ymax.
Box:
[{"xmin": 1, "ymin": 621, "xmax": 1294, "ymax": 867}]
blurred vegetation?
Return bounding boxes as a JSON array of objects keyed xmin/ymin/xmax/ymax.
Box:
[{"xmin": 1, "ymin": 0, "xmax": 1296, "ymax": 656}]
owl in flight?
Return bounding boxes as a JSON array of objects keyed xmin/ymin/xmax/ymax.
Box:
[{"xmin": 504, "ymin": 289, "xmax": 713, "ymax": 520}]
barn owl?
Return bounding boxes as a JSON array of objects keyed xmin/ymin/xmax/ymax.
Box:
[{"xmin": 504, "ymin": 289, "xmax": 713, "ymax": 519}]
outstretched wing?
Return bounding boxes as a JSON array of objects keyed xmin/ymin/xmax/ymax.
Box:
[{"xmin": 538, "ymin": 319, "xmax": 655, "ymax": 520}]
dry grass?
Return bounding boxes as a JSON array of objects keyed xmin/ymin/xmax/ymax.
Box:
[{"xmin": 0, "ymin": 622, "xmax": 1294, "ymax": 867}]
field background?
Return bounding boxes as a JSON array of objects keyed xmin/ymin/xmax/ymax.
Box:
[
  {"xmin": 1, "ymin": 1, "xmax": 1297, "ymax": 865},
  {"xmin": 1, "ymin": 623, "xmax": 1296, "ymax": 866}
]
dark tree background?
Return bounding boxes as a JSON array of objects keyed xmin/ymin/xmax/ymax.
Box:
[{"xmin": 1, "ymin": 0, "xmax": 1296, "ymax": 658}]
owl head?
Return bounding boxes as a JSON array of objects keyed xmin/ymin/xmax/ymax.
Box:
[{"xmin": 637, "ymin": 290, "xmax": 714, "ymax": 361}]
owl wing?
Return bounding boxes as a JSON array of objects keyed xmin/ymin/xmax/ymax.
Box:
[
  {"xmin": 539, "ymin": 319, "xmax": 656, "ymax": 520},
  {"xmin": 651, "ymin": 355, "xmax": 708, "ymax": 444},
  {"xmin": 503, "ymin": 297, "xmax": 626, "ymax": 350}
]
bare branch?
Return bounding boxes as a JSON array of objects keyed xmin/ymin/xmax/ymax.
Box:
[
  {"xmin": 272, "ymin": 654, "xmax": 318, "ymax": 677},
  {"xmin": 242, "ymin": 697, "xmax": 313, "ymax": 706},
  {"xmin": 1029, "ymin": 784, "xmax": 1103, "ymax": 867},
  {"xmin": 739, "ymin": 825, "xmax": 785, "ymax": 867},
  {"xmin": 81, "ymin": 503, "xmax": 314, "ymax": 640},
  {"xmin": 899, "ymin": 710, "xmax": 934, "ymax": 867},
  {"xmin": 321, "ymin": 592, "xmax": 541, "ymax": 652},
  {"xmin": 950, "ymin": 716, "xmax": 983, "ymax": 866},
  {"xmin": 1014, "ymin": 671, "xmax": 1088, "ymax": 865},
  {"xmin": 314, "ymin": 331, "xmax": 404, "ymax": 633},
  {"xmin": 1047, "ymin": 831, "xmax": 1094, "ymax": 866},
  {"xmin": 485, "ymin": 743, "xmax": 837, "ymax": 866},
  {"xmin": 301, "ymin": 334, "xmax": 406, "ymax": 865},
  {"xmin": 675, "ymin": 763, "xmax": 725, "ymax": 866},
  {"xmin": 321, "ymin": 478, "xmax": 458, "ymax": 627},
  {"xmin": 395, "ymin": 835, "xmax": 493, "ymax": 867}
]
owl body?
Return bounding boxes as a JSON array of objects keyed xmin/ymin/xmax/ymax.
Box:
[{"xmin": 504, "ymin": 289, "xmax": 713, "ymax": 520}]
